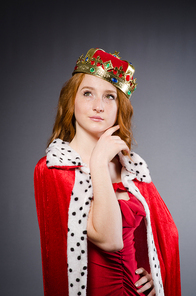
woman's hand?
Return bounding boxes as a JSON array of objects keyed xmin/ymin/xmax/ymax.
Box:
[
  {"xmin": 90, "ymin": 125, "xmax": 129, "ymax": 167},
  {"xmin": 135, "ymin": 268, "xmax": 155, "ymax": 295}
]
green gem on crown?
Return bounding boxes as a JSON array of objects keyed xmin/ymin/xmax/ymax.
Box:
[
  {"xmin": 90, "ymin": 67, "xmax": 95, "ymax": 73},
  {"xmin": 128, "ymin": 90, "xmax": 131, "ymax": 96}
]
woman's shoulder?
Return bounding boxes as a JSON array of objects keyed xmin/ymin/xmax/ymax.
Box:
[
  {"xmin": 35, "ymin": 156, "xmax": 47, "ymax": 166},
  {"xmin": 34, "ymin": 156, "xmax": 49, "ymax": 180},
  {"xmin": 46, "ymin": 138, "xmax": 84, "ymax": 168},
  {"xmin": 35, "ymin": 156, "xmax": 47, "ymax": 171}
]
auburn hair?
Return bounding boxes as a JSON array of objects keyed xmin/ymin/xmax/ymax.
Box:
[{"xmin": 48, "ymin": 73, "xmax": 134, "ymax": 152}]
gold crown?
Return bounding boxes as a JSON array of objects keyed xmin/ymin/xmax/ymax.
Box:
[{"xmin": 72, "ymin": 48, "xmax": 137, "ymax": 99}]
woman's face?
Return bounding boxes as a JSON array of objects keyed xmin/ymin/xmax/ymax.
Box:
[{"xmin": 74, "ymin": 74, "xmax": 118, "ymax": 138}]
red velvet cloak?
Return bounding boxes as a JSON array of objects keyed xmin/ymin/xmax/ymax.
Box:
[{"xmin": 34, "ymin": 156, "xmax": 181, "ymax": 296}]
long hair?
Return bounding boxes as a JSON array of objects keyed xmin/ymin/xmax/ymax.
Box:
[
  {"xmin": 48, "ymin": 73, "xmax": 134, "ymax": 152},
  {"xmin": 47, "ymin": 73, "xmax": 85, "ymax": 146},
  {"xmin": 114, "ymin": 88, "xmax": 134, "ymax": 152}
]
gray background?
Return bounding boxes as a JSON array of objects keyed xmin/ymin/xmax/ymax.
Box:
[{"xmin": 0, "ymin": 0, "xmax": 195, "ymax": 295}]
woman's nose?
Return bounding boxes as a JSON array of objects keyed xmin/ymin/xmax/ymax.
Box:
[{"xmin": 93, "ymin": 97, "xmax": 104, "ymax": 112}]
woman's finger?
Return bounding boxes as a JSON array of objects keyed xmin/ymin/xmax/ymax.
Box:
[
  {"xmin": 135, "ymin": 268, "xmax": 155, "ymax": 295},
  {"xmin": 135, "ymin": 267, "xmax": 147, "ymax": 276},
  {"xmin": 135, "ymin": 268, "xmax": 150, "ymax": 287},
  {"xmin": 135, "ymin": 276, "xmax": 148, "ymax": 287},
  {"xmin": 102, "ymin": 125, "xmax": 120, "ymax": 136},
  {"xmin": 147, "ymin": 288, "xmax": 156, "ymax": 296},
  {"xmin": 137, "ymin": 280, "xmax": 154, "ymax": 293}
]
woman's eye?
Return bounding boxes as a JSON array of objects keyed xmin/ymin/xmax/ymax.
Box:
[
  {"xmin": 83, "ymin": 91, "xmax": 92, "ymax": 97},
  {"xmin": 106, "ymin": 94, "xmax": 115, "ymax": 100}
]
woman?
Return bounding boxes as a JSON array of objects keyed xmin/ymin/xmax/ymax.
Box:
[{"xmin": 34, "ymin": 48, "xmax": 181, "ymax": 296}]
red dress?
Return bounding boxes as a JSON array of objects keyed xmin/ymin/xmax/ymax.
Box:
[{"xmin": 87, "ymin": 182, "xmax": 150, "ymax": 296}]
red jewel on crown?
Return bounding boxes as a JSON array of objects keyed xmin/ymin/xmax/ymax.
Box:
[{"xmin": 126, "ymin": 75, "xmax": 130, "ymax": 81}]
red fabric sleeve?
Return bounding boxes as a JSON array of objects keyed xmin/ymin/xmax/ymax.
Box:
[
  {"xmin": 134, "ymin": 180, "xmax": 181, "ymax": 296},
  {"xmin": 34, "ymin": 157, "xmax": 75, "ymax": 296}
]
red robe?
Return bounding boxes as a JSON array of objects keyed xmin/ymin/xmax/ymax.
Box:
[{"xmin": 34, "ymin": 156, "xmax": 181, "ymax": 296}]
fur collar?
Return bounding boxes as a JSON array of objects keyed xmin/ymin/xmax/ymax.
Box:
[{"xmin": 46, "ymin": 138, "xmax": 151, "ymax": 183}]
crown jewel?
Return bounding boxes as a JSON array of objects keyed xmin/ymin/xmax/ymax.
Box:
[{"xmin": 72, "ymin": 48, "xmax": 137, "ymax": 99}]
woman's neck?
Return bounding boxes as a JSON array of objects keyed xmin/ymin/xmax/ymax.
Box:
[{"xmin": 69, "ymin": 131, "xmax": 99, "ymax": 167}]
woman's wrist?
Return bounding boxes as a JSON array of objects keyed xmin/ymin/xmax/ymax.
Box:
[{"xmin": 89, "ymin": 155, "xmax": 109, "ymax": 171}]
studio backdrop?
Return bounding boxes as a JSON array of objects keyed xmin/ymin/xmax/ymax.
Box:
[{"xmin": 0, "ymin": 0, "xmax": 195, "ymax": 295}]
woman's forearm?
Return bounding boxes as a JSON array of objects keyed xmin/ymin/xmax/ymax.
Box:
[{"xmin": 87, "ymin": 161, "xmax": 123, "ymax": 252}]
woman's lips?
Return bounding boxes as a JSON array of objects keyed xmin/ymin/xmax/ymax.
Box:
[{"xmin": 89, "ymin": 116, "xmax": 104, "ymax": 122}]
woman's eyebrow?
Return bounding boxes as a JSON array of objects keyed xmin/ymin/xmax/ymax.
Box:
[
  {"xmin": 80, "ymin": 86, "xmax": 95, "ymax": 90},
  {"xmin": 81, "ymin": 86, "xmax": 117, "ymax": 93},
  {"xmin": 105, "ymin": 90, "xmax": 117, "ymax": 94}
]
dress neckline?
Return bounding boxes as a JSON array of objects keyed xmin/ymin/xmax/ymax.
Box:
[{"xmin": 112, "ymin": 182, "xmax": 127, "ymax": 193}]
